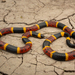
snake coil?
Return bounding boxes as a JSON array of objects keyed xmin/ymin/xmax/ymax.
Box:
[{"xmin": 0, "ymin": 21, "xmax": 75, "ymax": 61}]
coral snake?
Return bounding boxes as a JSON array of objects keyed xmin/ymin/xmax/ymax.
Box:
[{"xmin": 0, "ymin": 21, "xmax": 75, "ymax": 61}]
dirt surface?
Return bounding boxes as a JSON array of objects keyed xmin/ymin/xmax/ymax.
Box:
[{"xmin": 0, "ymin": 0, "xmax": 75, "ymax": 75}]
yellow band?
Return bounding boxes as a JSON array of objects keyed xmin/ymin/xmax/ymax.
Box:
[
  {"xmin": 22, "ymin": 36, "xmax": 27, "ymax": 39},
  {"xmin": 45, "ymin": 21, "xmax": 48, "ymax": 27},
  {"xmin": 70, "ymin": 31, "xmax": 75, "ymax": 36},
  {"xmin": 63, "ymin": 26, "xmax": 67, "ymax": 31},
  {"xmin": 66, "ymin": 37, "xmax": 70, "ymax": 40},
  {"xmin": 26, "ymin": 41, "xmax": 32, "ymax": 44},
  {"xmin": 30, "ymin": 31, "xmax": 32, "ymax": 36},
  {"xmin": 43, "ymin": 46, "xmax": 50, "ymax": 50},
  {"xmin": 56, "ymin": 22, "xmax": 59, "ymax": 27},
  {"xmin": 17, "ymin": 47, "xmax": 20, "ymax": 54},
  {"xmin": 61, "ymin": 32, "xmax": 65, "ymax": 36},
  {"xmin": 50, "ymin": 51, "xmax": 56, "ymax": 58},
  {"xmin": 36, "ymin": 24, "xmax": 40, "ymax": 29},
  {"xmin": 38, "ymin": 33, "xmax": 41, "ymax": 38},
  {"xmin": 45, "ymin": 39, "xmax": 51, "ymax": 43},
  {"xmin": 0, "ymin": 32, "xmax": 2, "ymax": 36},
  {"xmin": 11, "ymin": 27, "xmax": 14, "ymax": 33},
  {"xmin": 65, "ymin": 53, "xmax": 68, "ymax": 61},
  {"xmin": 23, "ymin": 27, "xmax": 26, "ymax": 33},
  {"xmin": 52, "ymin": 35, "xmax": 56, "ymax": 39},
  {"xmin": 4, "ymin": 43, "xmax": 8, "ymax": 50}
]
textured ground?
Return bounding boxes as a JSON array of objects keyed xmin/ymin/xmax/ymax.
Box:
[{"xmin": 0, "ymin": 0, "xmax": 75, "ymax": 75}]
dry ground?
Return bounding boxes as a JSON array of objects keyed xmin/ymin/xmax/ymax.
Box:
[{"xmin": 0, "ymin": 0, "xmax": 75, "ymax": 75}]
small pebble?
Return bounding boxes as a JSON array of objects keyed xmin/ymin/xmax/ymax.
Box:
[{"xmin": 2, "ymin": 0, "xmax": 6, "ymax": 3}]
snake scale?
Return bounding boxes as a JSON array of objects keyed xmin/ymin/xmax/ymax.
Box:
[{"xmin": 0, "ymin": 21, "xmax": 75, "ymax": 61}]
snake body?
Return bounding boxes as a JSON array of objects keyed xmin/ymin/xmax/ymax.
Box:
[
  {"xmin": 0, "ymin": 21, "xmax": 75, "ymax": 61},
  {"xmin": 43, "ymin": 32, "xmax": 75, "ymax": 61}
]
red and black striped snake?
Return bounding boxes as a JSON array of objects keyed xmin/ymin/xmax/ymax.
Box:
[{"xmin": 0, "ymin": 21, "xmax": 75, "ymax": 61}]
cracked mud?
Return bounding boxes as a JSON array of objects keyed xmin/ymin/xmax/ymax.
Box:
[{"xmin": 0, "ymin": 0, "xmax": 75, "ymax": 75}]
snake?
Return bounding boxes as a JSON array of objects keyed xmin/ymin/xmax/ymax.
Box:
[{"xmin": 0, "ymin": 21, "xmax": 75, "ymax": 61}]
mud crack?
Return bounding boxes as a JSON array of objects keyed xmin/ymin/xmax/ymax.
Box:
[{"xmin": 0, "ymin": 71, "xmax": 8, "ymax": 75}]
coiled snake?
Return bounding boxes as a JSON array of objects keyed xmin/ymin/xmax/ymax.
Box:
[{"xmin": 0, "ymin": 21, "xmax": 75, "ymax": 61}]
